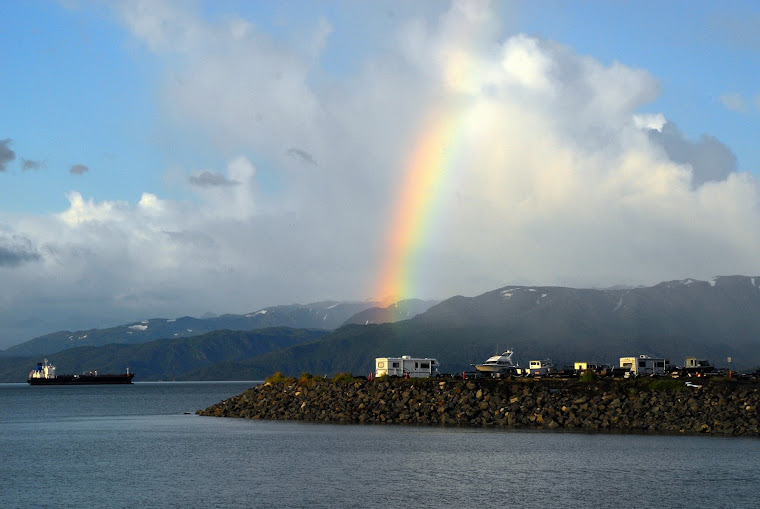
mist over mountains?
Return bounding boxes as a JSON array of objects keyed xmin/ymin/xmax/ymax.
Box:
[
  {"xmin": 2, "ymin": 276, "xmax": 759, "ymax": 382},
  {"xmin": 341, "ymin": 299, "xmax": 440, "ymax": 326}
]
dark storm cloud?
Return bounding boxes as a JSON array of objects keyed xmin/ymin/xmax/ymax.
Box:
[
  {"xmin": 21, "ymin": 158, "xmax": 45, "ymax": 171},
  {"xmin": 188, "ymin": 171, "xmax": 239, "ymax": 187},
  {"xmin": 0, "ymin": 235, "xmax": 41, "ymax": 267},
  {"xmin": 286, "ymin": 148, "xmax": 318, "ymax": 166},
  {"xmin": 0, "ymin": 139, "xmax": 16, "ymax": 172},
  {"xmin": 70, "ymin": 164, "xmax": 89, "ymax": 175},
  {"xmin": 647, "ymin": 122, "xmax": 737, "ymax": 187}
]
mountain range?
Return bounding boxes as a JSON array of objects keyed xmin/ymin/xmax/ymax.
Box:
[
  {"xmin": 1, "ymin": 301, "xmax": 391, "ymax": 358},
  {"xmin": 0, "ymin": 328, "xmax": 329, "ymax": 383},
  {"xmin": 2, "ymin": 276, "xmax": 759, "ymax": 382}
]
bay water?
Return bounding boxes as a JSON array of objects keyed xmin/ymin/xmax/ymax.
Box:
[{"xmin": 1, "ymin": 381, "xmax": 758, "ymax": 508}]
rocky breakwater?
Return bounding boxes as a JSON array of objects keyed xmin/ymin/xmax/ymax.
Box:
[{"xmin": 197, "ymin": 376, "xmax": 760, "ymax": 436}]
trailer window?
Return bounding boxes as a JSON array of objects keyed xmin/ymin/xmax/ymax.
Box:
[
  {"xmin": 377, "ymin": 362, "xmax": 385, "ymax": 368},
  {"xmin": 415, "ymin": 362, "xmax": 419, "ymax": 368},
  {"xmin": 420, "ymin": 362, "xmax": 430, "ymax": 369},
  {"xmin": 392, "ymin": 362, "xmax": 399, "ymax": 368},
  {"xmin": 639, "ymin": 360, "xmax": 646, "ymax": 368}
]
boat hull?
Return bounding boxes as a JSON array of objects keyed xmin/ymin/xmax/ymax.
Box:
[
  {"xmin": 27, "ymin": 373, "xmax": 135, "ymax": 385},
  {"xmin": 475, "ymin": 365, "xmax": 517, "ymax": 375}
]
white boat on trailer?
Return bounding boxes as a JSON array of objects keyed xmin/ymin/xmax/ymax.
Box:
[{"xmin": 475, "ymin": 349, "xmax": 518, "ymax": 376}]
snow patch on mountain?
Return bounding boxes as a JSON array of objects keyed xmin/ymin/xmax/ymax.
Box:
[{"xmin": 612, "ymin": 292, "xmax": 628, "ymax": 312}]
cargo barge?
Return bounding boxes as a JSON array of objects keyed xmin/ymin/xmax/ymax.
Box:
[{"xmin": 27, "ymin": 359, "xmax": 134, "ymax": 385}]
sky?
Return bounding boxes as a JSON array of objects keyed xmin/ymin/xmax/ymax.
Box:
[{"xmin": 1, "ymin": 0, "xmax": 760, "ymax": 348}]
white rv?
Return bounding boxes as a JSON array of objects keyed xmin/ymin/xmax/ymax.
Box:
[
  {"xmin": 375, "ymin": 356, "xmax": 439, "ymax": 378},
  {"xmin": 619, "ymin": 355, "xmax": 670, "ymax": 376}
]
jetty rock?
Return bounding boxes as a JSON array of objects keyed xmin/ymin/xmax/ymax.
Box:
[{"xmin": 197, "ymin": 377, "xmax": 760, "ymax": 437}]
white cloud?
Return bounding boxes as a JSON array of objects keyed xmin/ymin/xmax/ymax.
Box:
[
  {"xmin": 633, "ymin": 113, "xmax": 667, "ymax": 132},
  {"xmin": 719, "ymin": 92, "xmax": 747, "ymax": 113},
  {"xmin": 1, "ymin": 0, "xmax": 759, "ymax": 347},
  {"xmin": 58, "ymin": 192, "xmax": 123, "ymax": 226},
  {"xmin": 199, "ymin": 156, "xmax": 258, "ymax": 220},
  {"xmin": 138, "ymin": 193, "xmax": 164, "ymax": 212},
  {"xmin": 501, "ymin": 34, "xmax": 555, "ymax": 92}
]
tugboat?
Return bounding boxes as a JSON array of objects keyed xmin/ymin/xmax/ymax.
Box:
[
  {"xmin": 27, "ymin": 359, "xmax": 135, "ymax": 385},
  {"xmin": 682, "ymin": 357, "xmax": 714, "ymax": 376},
  {"xmin": 526, "ymin": 359, "xmax": 557, "ymax": 376}
]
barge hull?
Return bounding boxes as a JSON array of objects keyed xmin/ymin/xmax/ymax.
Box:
[{"xmin": 28, "ymin": 374, "xmax": 135, "ymax": 385}]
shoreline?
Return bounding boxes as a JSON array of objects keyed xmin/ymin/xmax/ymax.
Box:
[{"xmin": 197, "ymin": 376, "xmax": 760, "ymax": 437}]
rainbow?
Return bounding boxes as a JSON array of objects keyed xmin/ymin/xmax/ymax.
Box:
[
  {"xmin": 373, "ymin": 33, "xmax": 491, "ymax": 311},
  {"xmin": 374, "ymin": 108, "xmax": 465, "ymax": 309}
]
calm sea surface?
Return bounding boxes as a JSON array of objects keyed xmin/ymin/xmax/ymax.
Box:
[{"xmin": 1, "ymin": 381, "xmax": 758, "ymax": 509}]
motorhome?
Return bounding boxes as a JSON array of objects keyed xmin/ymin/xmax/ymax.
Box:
[
  {"xmin": 619, "ymin": 355, "xmax": 670, "ymax": 376},
  {"xmin": 375, "ymin": 356, "xmax": 439, "ymax": 378}
]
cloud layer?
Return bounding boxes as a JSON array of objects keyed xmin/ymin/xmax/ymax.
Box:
[{"xmin": 1, "ymin": 1, "xmax": 759, "ymax": 346}]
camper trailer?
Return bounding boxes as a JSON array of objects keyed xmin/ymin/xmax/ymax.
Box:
[
  {"xmin": 375, "ymin": 356, "xmax": 439, "ymax": 378},
  {"xmin": 619, "ymin": 355, "xmax": 670, "ymax": 376}
]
